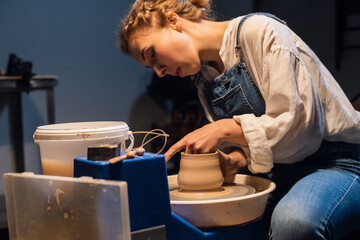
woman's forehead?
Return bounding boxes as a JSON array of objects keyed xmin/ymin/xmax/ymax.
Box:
[
  {"xmin": 128, "ymin": 29, "xmax": 154, "ymax": 63},
  {"xmin": 129, "ymin": 26, "xmax": 166, "ymax": 49},
  {"xmin": 130, "ymin": 28, "xmax": 154, "ymax": 48}
]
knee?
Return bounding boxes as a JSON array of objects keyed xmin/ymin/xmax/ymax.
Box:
[{"xmin": 269, "ymin": 200, "xmax": 326, "ymax": 240}]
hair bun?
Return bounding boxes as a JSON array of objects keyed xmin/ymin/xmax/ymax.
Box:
[{"xmin": 189, "ymin": 0, "xmax": 211, "ymax": 9}]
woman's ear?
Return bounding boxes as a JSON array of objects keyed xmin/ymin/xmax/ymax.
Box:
[{"xmin": 167, "ymin": 12, "xmax": 182, "ymax": 32}]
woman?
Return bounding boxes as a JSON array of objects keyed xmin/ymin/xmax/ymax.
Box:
[{"xmin": 119, "ymin": 0, "xmax": 360, "ymax": 239}]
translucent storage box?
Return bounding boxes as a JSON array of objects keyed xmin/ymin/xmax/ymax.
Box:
[{"xmin": 3, "ymin": 172, "xmax": 131, "ymax": 240}]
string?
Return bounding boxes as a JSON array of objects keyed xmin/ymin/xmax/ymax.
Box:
[{"xmin": 132, "ymin": 129, "xmax": 169, "ymax": 155}]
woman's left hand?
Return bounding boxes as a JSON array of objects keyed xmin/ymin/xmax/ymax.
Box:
[
  {"xmin": 218, "ymin": 148, "xmax": 247, "ymax": 180},
  {"xmin": 164, "ymin": 118, "xmax": 247, "ymax": 161}
]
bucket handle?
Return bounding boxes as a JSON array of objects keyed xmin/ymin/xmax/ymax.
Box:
[{"xmin": 125, "ymin": 131, "xmax": 134, "ymax": 152}]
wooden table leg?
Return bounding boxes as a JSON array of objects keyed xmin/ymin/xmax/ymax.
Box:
[
  {"xmin": 7, "ymin": 92, "xmax": 25, "ymax": 173},
  {"xmin": 46, "ymin": 88, "xmax": 55, "ymax": 124}
]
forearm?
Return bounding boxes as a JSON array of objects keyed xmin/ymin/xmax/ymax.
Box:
[{"xmin": 215, "ymin": 119, "xmax": 248, "ymax": 146}]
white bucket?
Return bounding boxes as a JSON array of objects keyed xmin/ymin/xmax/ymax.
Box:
[{"xmin": 33, "ymin": 121, "xmax": 134, "ymax": 177}]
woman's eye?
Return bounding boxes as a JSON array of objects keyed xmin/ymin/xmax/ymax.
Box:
[{"xmin": 151, "ymin": 48, "xmax": 156, "ymax": 60}]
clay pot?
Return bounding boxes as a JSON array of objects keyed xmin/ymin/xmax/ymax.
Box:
[{"xmin": 177, "ymin": 151, "xmax": 224, "ymax": 191}]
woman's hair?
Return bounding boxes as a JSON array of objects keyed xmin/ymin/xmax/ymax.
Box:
[{"xmin": 118, "ymin": 0, "xmax": 214, "ymax": 54}]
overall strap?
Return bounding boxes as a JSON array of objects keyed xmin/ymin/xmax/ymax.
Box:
[{"xmin": 235, "ymin": 12, "xmax": 287, "ymax": 58}]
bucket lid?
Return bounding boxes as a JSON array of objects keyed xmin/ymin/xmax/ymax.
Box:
[{"xmin": 33, "ymin": 121, "xmax": 130, "ymax": 141}]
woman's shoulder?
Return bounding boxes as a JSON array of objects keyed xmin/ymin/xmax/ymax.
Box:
[
  {"xmin": 239, "ymin": 14, "xmax": 296, "ymax": 53},
  {"xmin": 241, "ymin": 14, "xmax": 282, "ymax": 39}
]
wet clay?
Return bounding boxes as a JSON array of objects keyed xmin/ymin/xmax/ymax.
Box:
[
  {"xmin": 177, "ymin": 151, "xmax": 224, "ymax": 191},
  {"xmin": 170, "ymin": 183, "xmax": 256, "ymax": 201}
]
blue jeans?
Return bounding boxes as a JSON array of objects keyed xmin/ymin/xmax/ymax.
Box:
[{"xmin": 263, "ymin": 141, "xmax": 360, "ymax": 239}]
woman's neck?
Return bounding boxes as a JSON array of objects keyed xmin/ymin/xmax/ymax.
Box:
[{"xmin": 182, "ymin": 19, "xmax": 230, "ymax": 73}]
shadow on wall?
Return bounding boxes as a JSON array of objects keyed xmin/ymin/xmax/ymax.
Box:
[
  {"xmin": 0, "ymin": 95, "xmax": 7, "ymax": 120},
  {"xmin": 128, "ymin": 72, "xmax": 209, "ymax": 174}
]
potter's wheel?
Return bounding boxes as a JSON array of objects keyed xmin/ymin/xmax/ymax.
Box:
[
  {"xmin": 169, "ymin": 183, "xmax": 256, "ymax": 201},
  {"xmin": 168, "ymin": 174, "xmax": 276, "ymax": 228}
]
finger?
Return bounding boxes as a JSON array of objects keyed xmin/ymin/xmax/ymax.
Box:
[
  {"xmin": 217, "ymin": 149, "xmax": 227, "ymax": 160},
  {"xmin": 185, "ymin": 144, "xmax": 215, "ymax": 155},
  {"xmin": 164, "ymin": 138, "xmax": 186, "ymax": 162},
  {"xmin": 185, "ymin": 145, "xmax": 193, "ymax": 154},
  {"xmin": 184, "ymin": 139, "xmax": 197, "ymax": 154}
]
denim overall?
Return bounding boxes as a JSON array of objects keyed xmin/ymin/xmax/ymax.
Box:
[
  {"xmin": 199, "ymin": 13, "xmax": 360, "ymax": 239},
  {"xmin": 201, "ymin": 13, "xmax": 277, "ymax": 120}
]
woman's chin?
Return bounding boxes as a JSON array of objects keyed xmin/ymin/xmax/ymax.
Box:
[{"xmin": 186, "ymin": 66, "xmax": 201, "ymax": 77}]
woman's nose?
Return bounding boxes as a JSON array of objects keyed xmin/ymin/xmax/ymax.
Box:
[{"xmin": 154, "ymin": 65, "xmax": 167, "ymax": 78}]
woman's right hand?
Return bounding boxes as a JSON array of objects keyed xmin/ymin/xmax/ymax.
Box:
[{"xmin": 164, "ymin": 119, "xmax": 247, "ymax": 161}]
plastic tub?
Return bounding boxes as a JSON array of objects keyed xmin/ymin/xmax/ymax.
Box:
[{"xmin": 33, "ymin": 121, "xmax": 134, "ymax": 177}]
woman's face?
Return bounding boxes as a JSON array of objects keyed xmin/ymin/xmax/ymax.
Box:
[{"xmin": 128, "ymin": 25, "xmax": 201, "ymax": 78}]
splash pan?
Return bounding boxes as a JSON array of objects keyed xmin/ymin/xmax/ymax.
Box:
[{"xmin": 168, "ymin": 174, "xmax": 276, "ymax": 228}]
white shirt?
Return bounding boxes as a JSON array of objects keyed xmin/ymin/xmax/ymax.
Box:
[{"xmin": 198, "ymin": 15, "xmax": 360, "ymax": 173}]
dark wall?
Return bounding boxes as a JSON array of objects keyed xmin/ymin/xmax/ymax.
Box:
[{"xmin": 255, "ymin": 0, "xmax": 360, "ymax": 100}]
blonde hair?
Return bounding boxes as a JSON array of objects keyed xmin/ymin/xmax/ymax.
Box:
[{"xmin": 118, "ymin": 0, "xmax": 214, "ymax": 54}]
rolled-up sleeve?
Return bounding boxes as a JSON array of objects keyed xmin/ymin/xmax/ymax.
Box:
[{"xmin": 234, "ymin": 46, "xmax": 325, "ymax": 173}]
